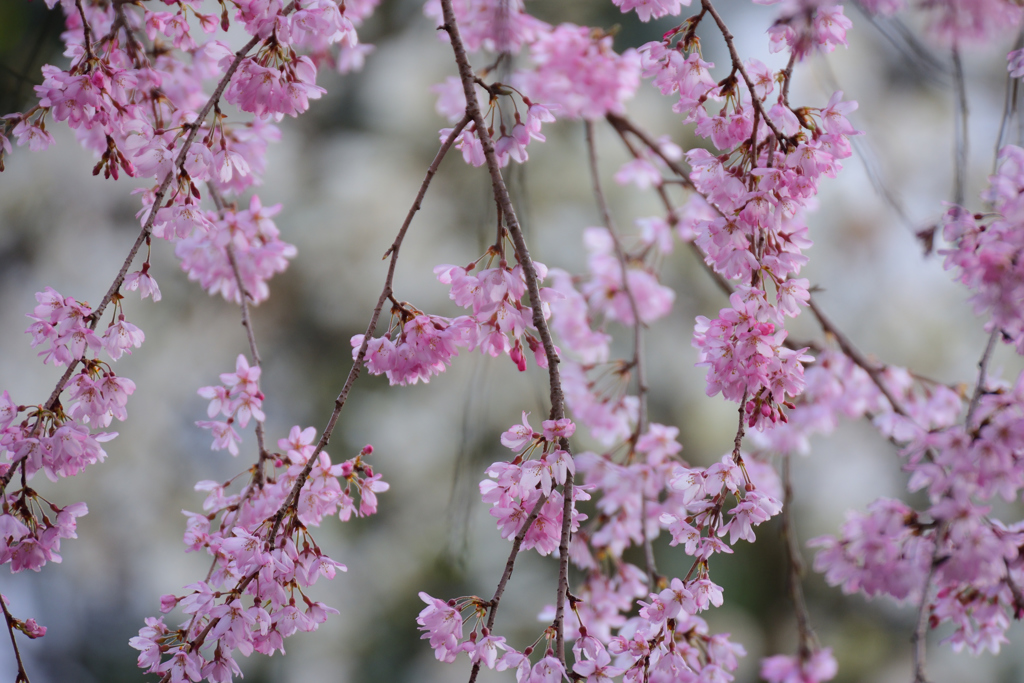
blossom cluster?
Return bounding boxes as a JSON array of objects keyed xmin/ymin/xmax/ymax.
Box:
[
  {"xmin": 352, "ymin": 256, "xmax": 557, "ymax": 384},
  {"xmin": 132, "ymin": 435, "xmax": 387, "ymax": 681},
  {"xmin": 0, "ymin": 0, "xmax": 380, "ymax": 676},
  {"xmin": 2, "ymin": 284, "xmax": 144, "ymax": 580},
  {"xmin": 754, "ymin": 345, "xmax": 1024, "ymax": 655},
  {"xmin": 8, "ymin": 0, "xmax": 1024, "ymax": 681},
  {"xmin": 941, "ymin": 145, "xmax": 1024, "ymax": 354},
  {"xmin": 616, "ymin": 5, "xmax": 857, "ymax": 430}
]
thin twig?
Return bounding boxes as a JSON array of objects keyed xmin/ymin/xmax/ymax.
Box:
[
  {"xmin": 912, "ymin": 523, "xmax": 946, "ymax": 683},
  {"xmin": 1004, "ymin": 558, "xmax": 1024, "ymax": 619},
  {"xmin": 700, "ymin": 0, "xmax": 788, "ymax": 146},
  {"xmin": 0, "ymin": 597, "xmax": 30, "ymax": 683},
  {"xmin": 583, "ymin": 121, "xmax": 658, "ymax": 587},
  {"xmin": 74, "ymin": 0, "xmax": 96, "ymax": 67},
  {"xmin": 209, "ymin": 184, "xmax": 271, "ymax": 484},
  {"xmin": 965, "ymin": 328, "xmax": 999, "ymax": 430},
  {"xmin": 466, "ymin": 495, "xmax": 548, "ymax": 683},
  {"xmin": 732, "ymin": 389, "xmax": 747, "ymax": 461},
  {"xmin": 994, "ymin": 29, "xmax": 1024, "ymax": 166},
  {"xmin": 224, "ymin": 243, "xmax": 270, "ymax": 484},
  {"xmin": 266, "ymin": 114, "xmax": 470, "ymax": 546},
  {"xmin": 606, "ymin": 113, "xmax": 695, "ymax": 189},
  {"xmin": 780, "ymin": 51, "xmax": 798, "ymax": 110},
  {"xmin": 438, "ymin": 1, "xmax": 574, "ymax": 663},
  {"xmin": 781, "ymin": 457, "xmax": 816, "ymax": 662},
  {"xmin": 584, "ymin": 122, "xmax": 647, "ymax": 443},
  {"xmin": 855, "ymin": 7, "xmax": 948, "ymax": 87},
  {"xmin": 951, "ymin": 45, "xmax": 968, "ymax": 207},
  {"xmin": 806, "ymin": 297, "xmax": 908, "ymax": 416},
  {"xmin": 606, "ymin": 117, "xmax": 736, "ymax": 301}
]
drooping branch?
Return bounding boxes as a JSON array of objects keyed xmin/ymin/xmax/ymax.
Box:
[
  {"xmin": 700, "ymin": 0, "xmax": 788, "ymax": 146},
  {"xmin": 165, "ymin": 116, "xmax": 471, "ymax": 676},
  {"xmin": 781, "ymin": 457, "xmax": 817, "ymax": 662},
  {"xmin": 966, "ymin": 328, "xmax": 999, "ymax": 430},
  {"xmin": 994, "ymin": 29, "xmax": 1024, "ymax": 163},
  {"xmin": 207, "ymin": 183, "xmax": 273, "ymax": 486},
  {"xmin": 73, "ymin": 0, "xmax": 95, "ymax": 67},
  {"xmin": 0, "ymin": 597, "xmax": 30, "ymax": 683},
  {"xmin": 951, "ymin": 45, "xmax": 969, "ymax": 206},
  {"xmin": 266, "ymin": 114, "xmax": 470, "ymax": 545},
  {"xmin": 438, "ymin": 0, "xmax": 574, "ymax": 663},
  {"xmin": 466, "ymin": 494, "xmax": 548, "ymax": 683},
  {"xmin": 583, "ymin": 121, "xmax": 658, "ymax": 586},
  {"xmin": 911, "ymin": 523, "xmax": 946, "ymax": 683},
  {"xmin": 806, "ymin": 297, "xmax": 909, "ymax": 417}
]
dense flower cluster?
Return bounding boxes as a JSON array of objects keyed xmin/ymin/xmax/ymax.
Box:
[
  {"xmin": 132, "ymin": 438, "xmax": 387, "ymax": 681},
  {"xmin": 1, "ymin": 0, "xmax": 380, "ymax": 678},
  {"xmin": 352, "ymin": 256, "xmax": 557, "ymax": 383},
  {"xmin": 941, "ymin": 145, "xmax": 1024, "ymax": 354},
  {"xmin": 6, "ymin": 0, "xmax": 1024, "ymax": 681}
]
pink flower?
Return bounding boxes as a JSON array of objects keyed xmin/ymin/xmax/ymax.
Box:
[
  {"xmin": 542, "ymin": 418, "xmax": 575, "ymax": 441},
  {"xmin": 501, "ymin": 412, "xmax": 536, "ymax": 450},
  {"xmin": 416, "ymin": 592, "xmax": 463, "ymax": 662},
  {"xmin": 760, "ymin": 649, "xmax": 838, "ymax": 683},
  {"xmin": 123, "ymin": 268, "xmax": 162, "ymax": 301},
  {"xmin": 101, "ymin": 316, "xmax": 145, "ymax": 360}
]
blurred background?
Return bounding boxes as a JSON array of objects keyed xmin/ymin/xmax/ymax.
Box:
[{"xmin": 2, "ymin": 0, "xmax": 1024, "ymax": 681}]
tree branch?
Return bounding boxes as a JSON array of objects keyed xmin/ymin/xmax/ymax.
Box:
[
  {"xmin": 912, "ymin": 524, "xmax": 946, "ymax": 683},
  {"xmin": 781, "ymin": 457, "xmax": 816, "ymax": 662},
  {"xmin": 806, "ymin": 297, "xmax": 909, "ymax": 417},
  {"xmin": 0, "ymin": 597, "xmax": 30, "ymax": 683},
  {"xmin": 438, "ymin": 0, "xmax": 574, "ymax": 662},
  {"xmin": 700, "ymin": 0, "xmax": 788, "ymax": 146},
  {"xmin": 966, "ymin": 328, "xmax": 999, "ymax": 430},
  {"xmin": 224, "ymin": 241, "xmax": 270, "ymax": 485},
  {"xmin": 583, "ymin": 121, "xmax": 658, "ymax": 587},
  {"xmin": 466, "ymin": 494, "xmax": 548, "ymax": 683},
  {"xmin": 266, "ymin": 114, "xmax": 470, "ymax": 546}
]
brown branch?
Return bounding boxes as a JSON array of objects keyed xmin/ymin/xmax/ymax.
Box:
[
  {"xmin": 780, "ymin": 50, "xmax": 798, "ymax": 110},
  {"xmin": 438, "ymin": 0, "xmax": 574, "ymax": 663},
  {"xmin": 700, "ymin": 0, "xmax": 788, "ymax": 147},
  {"xmin": 912, "ymin": 523, "xmax": 946, "ymax": 683},
  {"xmin": 966, "ymin": 328, "xmax": 999, "ymax": 430},
  {"xmin": 951, "ymin": 45, "xmax": 968, "ymax": 207},
  {"xmin": 584, "ymin": 120, "xmax": 658, "ymax": 587},
  {"xmin": 266, "ymin": 114, "xmax": 470, "ymax": 546},
  {"xmin": 606, "ymin": 116, "xmax": 736, "ymax": 301},
  {"xmin": 208, "ymin": 183, "xmax": 271, "ymax": 488},
  {"xmin": 584, "ymin": 122, "xmax": 648, "ymax": 444},
  {"xmin": 732, "ymin": 390, "xmax": 747, "ymax": 461},
  {"xmin": 606, "ymin": 113, "xmax": 695, "ymax": 189},
  {"xmin": 806, "ymin": 297, "xmax": 909, "ymax": 417},
  {"xmin": 995, "ymin": 29, "xmax": 1024, "ymax": 166},
  {"xmin": 781, "ymin": 457, "xmax": 816, "ymax": 662},
  {"xmin": 466, "ymin": 494, "xmax": 548, "ymax": 683},
  {"xmin": 74, "ymin": 0, "xmax": 96, "ymax": 67},
  {"xmin": 0, "ymin": 597, "xmax": 30, "ymax": 683}
]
